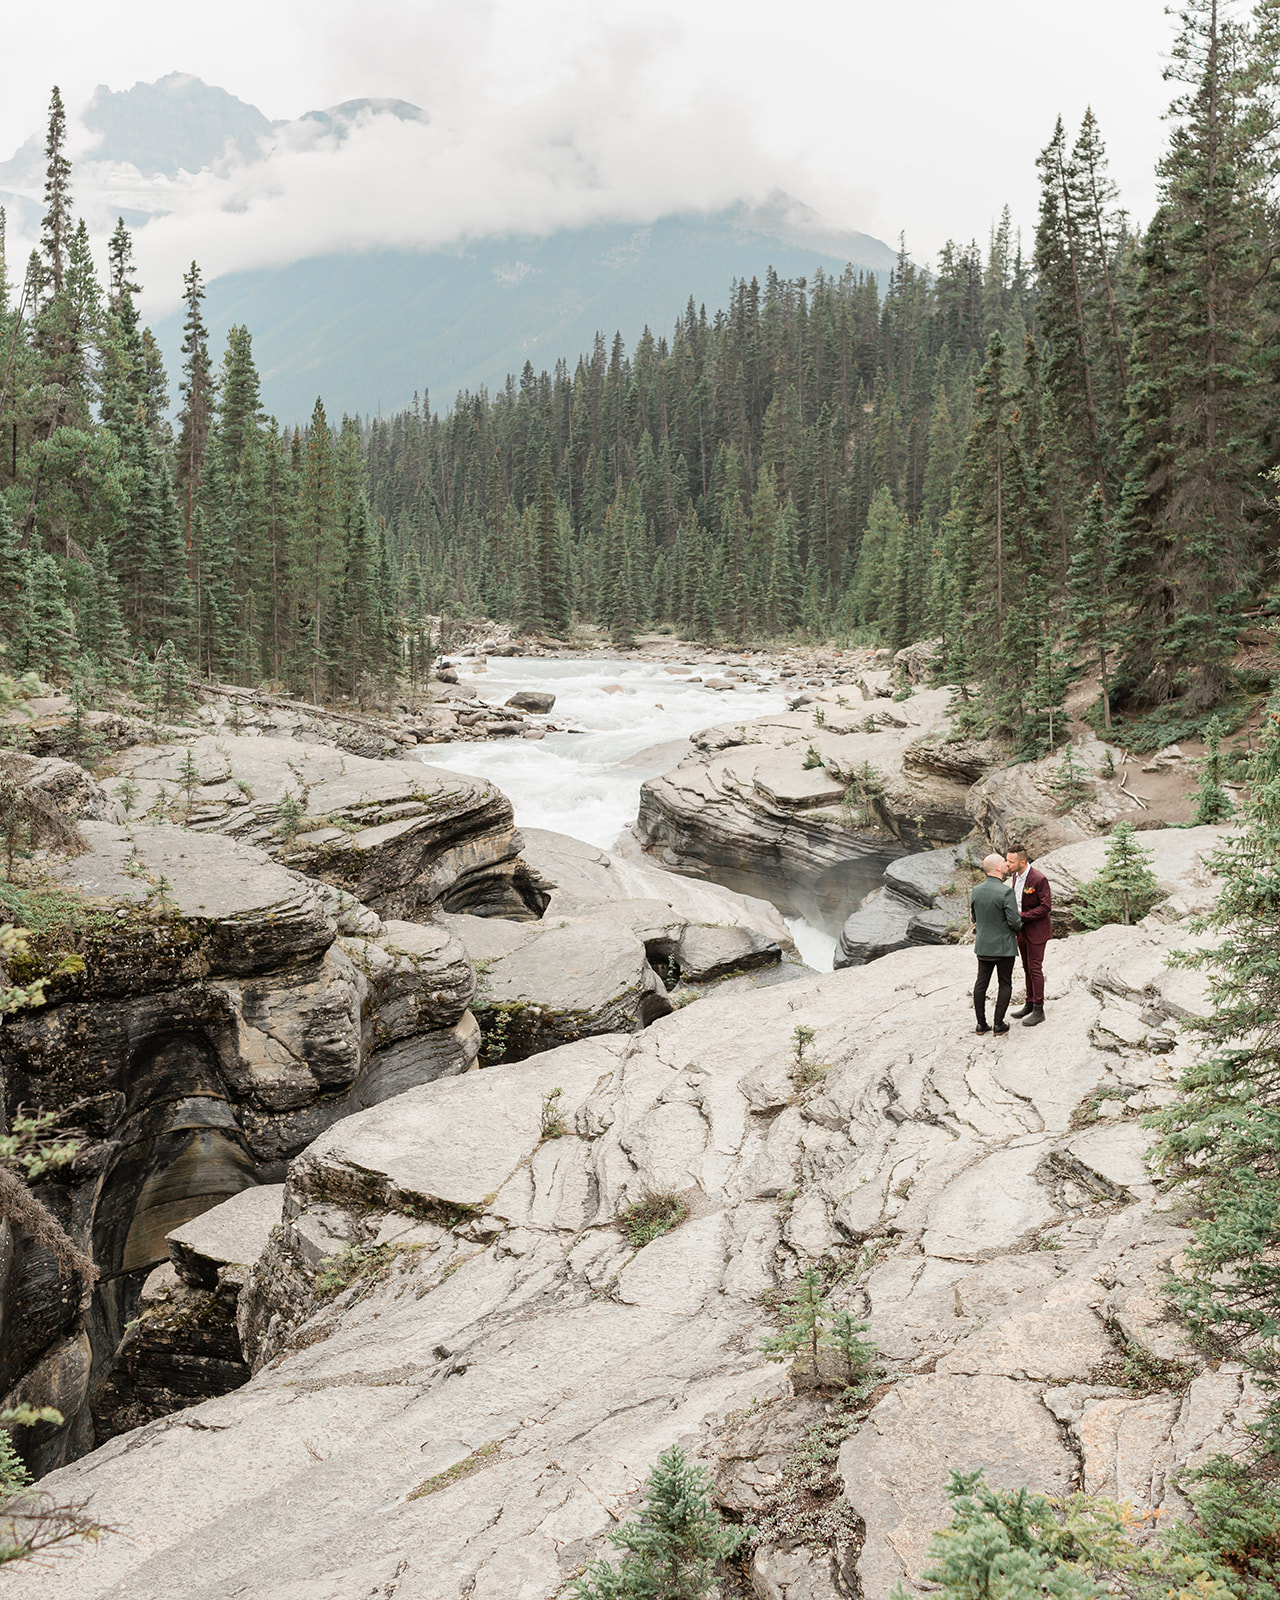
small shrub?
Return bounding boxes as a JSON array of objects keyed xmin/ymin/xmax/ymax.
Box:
[
  {"xmin": 113, "ymin": 776, "xmax": 140, "ymax": 816},
  {"xmin": 1192, "ymin": 716, "xmax": 1234, "ymax": 826},
  {"xmin": 789, "ymin": 1024, "xmax": 828, "ymax": 1088},
  {"xmin": 1085, "ymin": 1331, "xmax": 1194, "ymax": 1396},
  {"xmin": 842, "ymin": 761, "xmax": 885, "ymax": 829},
  {"xmin": 277, "ymin": 789, "xmax": 305, "ymax": 843},
  {"xmin": 759, "ymin": 1267, "xmax": 827, "ymax": 1383},
  {"xmin": 619, "ymin": 1191, "xmax": 688, "ymax": 1250},
  {"xmin": 539, "ymin": 1086, "xmax": 568, "ymax": 1140},
  {"xmin": 904, "ymin": 1468, "xmax": 1232, "ymax": 1600},
  {"xmin": 802, "ymin": 743, "xmax": 824, "ymax": 770},
  {"xmin": 176, "ymin": 745, "xmax": 202, "ymax": 805},
  {"xmin": 1049, "ymin": 744, "xmax": 1094, "ymax": 811},
  {"xmin": 312, "ymin": 1242, "xmax": 401, "ymax": 1301},
  {"xmin": 824, "ymin": 1309, "xmax": 879, "ymax": 1388},
  {"xmin": 747, "ymin": 1406, "xmax": 864, "ymax": 1555}
]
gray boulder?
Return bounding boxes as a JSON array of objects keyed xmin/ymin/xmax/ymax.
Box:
[
  {"xmin": 834, "ymin": 886, "xmax": 917, "ymax": 966},
  {"xmin": 883, "ymin": 843, "xmax": 967, "ymax": 906},
  {"xmin": 442, "ymin": 829, "xmax": 799, "ymax": 1056},
  {"xmin": 506, "ymin": 689, "xmax": 556, "ymax": 713}
]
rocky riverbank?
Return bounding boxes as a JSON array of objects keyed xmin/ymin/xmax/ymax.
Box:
[
  {"xmin": 7, "ymin": 845, "xmax": 1257, "ymax": 1600},
  {"xmin": 635, "ymin": 671, "xmax": 998, "ymax": 930}
]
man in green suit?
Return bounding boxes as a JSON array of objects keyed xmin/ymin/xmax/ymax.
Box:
[{"xmin": 971, "ymin": 853, "xmax": 1023, "ymax": 1036}]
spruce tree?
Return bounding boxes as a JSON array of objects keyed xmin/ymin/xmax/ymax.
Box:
[
  {"xmin": 174, "ymin": 261, "xmax": 212, "ymax": 557},
  {"xmin": 1114, "ymin": 0, "xmax": 1270, "ymax": 709},
  {"xmin": 1191, "ymin": 716, "xmax": 1233, "ymax": 826},
  {"xmin": 1154, "ymin": 695, "xmax": 1280, "ymax": 1422},
  {"xmin": 571, "ymin": 1445, "xmax": 742, "ymax": 1600},
  {"xmin": 535, "ymin": 444, "xmax": 570, "ymax": 634},
  {"xmin": 38, "ymin": 88, "xmax": 72, "ymax": 301},
  {"xmin": 1066, "ymin": 485, "xmax": 1119, "ymax": 730},
  {"xmin": 292, "ymin": 400, "xmax": 340, "ymax": 701},
  {"xmin": 1075, "ymin": 821, "xmax": 1162, "ymax": 928}
]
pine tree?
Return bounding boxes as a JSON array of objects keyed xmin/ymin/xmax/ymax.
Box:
[
  {"xmin": 535, "ymin": 443, "xmax": 570, "ymax": 634},
  {"xmin": 38, "ymin": 88, "xmax": 72, "ymax": 301},
  {"xmin": 291, "ymin": 400, "xmax": 340, "ymax": 701},
  {"xmin": 1066, "ymin": 485, "xmax": 1119, "ymax": 730},
  {"xmin": 1191, "ymin": 716, "xmax": 1233, "ymax": 825},
  {"xmin": 758, "ymin": 1266, "xmax": 828, "ymax": 1380},
  {"xmin": 851, "ymin": 486, "xmax": 903, "ymax": 630},
  {"xmin": 1154, "ymin": 694, "xmax": 1280, "ymax": 1423},
  {"xmin": 571, "ymin": 1446, "xmax": 743, "ymax": 1600},
  {"xmin": 78, "ymin": 537, "xmax": 129, "ymax": 668},
  {"xmin": 13, "ymin": 547, "xmax": 74, "ymax": 675},
  {"xmin": 174, "ymin": 261, "xmax": 212, "ymax": 558},
  {"xmin": 1114, "ymin": 0, "xmax": 1271, "ymax": 709},
  {"xmin": 1075, "ymin": 821, "xmax": 1161, "ymax": 928}
]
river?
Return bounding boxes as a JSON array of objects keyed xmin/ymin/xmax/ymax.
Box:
[{"xmin": 418, "ymin": 656, "xmax": 839, "ymax": 970}]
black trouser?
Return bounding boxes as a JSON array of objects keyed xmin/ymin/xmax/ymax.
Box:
[{"xmin": 974, "ymin": 955, "xmax": 1015, "ymax": 1028}]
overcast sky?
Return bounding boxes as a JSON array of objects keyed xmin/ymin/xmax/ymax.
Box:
[{"xmin": 4, "ymin": 0, "xmax": 1177, "ymax": 301}]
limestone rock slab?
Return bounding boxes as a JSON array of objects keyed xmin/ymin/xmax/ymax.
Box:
[
  {"xmin": 291, "ymin": 1042, "xmax": 618, "ymax": 1212},
  {"xmin": 167, "ymin": 1183, "xmax": 284, "ymax": 1289},
  {"xmin": 840, "ymin": 1375, "xmax": 1075, "ymax": 1597}
]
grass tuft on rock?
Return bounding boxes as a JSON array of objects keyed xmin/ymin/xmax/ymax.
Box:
[{"xmin": 618, "ymin": 1191, "xmax": 688, "ymax": 1250}]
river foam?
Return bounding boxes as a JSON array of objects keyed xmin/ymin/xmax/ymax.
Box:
[{"xmin": 420, "ymin": 656, "xmax": 838, "ymax": 970}]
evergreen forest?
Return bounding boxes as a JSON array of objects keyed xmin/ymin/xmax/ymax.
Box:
[{"xmin": 1, "ymin": 0, "xmax": 1278, "ymax": 753}]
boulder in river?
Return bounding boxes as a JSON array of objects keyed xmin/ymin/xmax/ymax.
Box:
[
  {"xmin": 442, "ymin": 827, "xmax": 800, "ymax": 1058},
  {"xmin": 505, "ymin": 690, "xmax": 556, "ymax": 713}
]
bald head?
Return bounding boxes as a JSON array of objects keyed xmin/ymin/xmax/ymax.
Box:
[{"xmin": 982, "ymin": 854, "xmax": 1007, "ymax": 877}]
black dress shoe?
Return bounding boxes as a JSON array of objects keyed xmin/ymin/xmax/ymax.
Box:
[
  {"xmin": 974, "ymin": 1023, "xmax": 990, "ymax": 1035},
  {"xmin": 1013, "ymin": 1003, "xmax": 1035, "ymax": 1018},
  {"xmin": 1022, "ymin": 1007, "xmax": 1045, "ymax": 1027},
  {"xmin": 993, "ymin": 1023, "xmax": 1011, "ymax": 1035}
]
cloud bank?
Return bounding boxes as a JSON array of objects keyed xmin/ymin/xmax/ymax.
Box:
[
  {"xmin": 2, "ymin": 0, "xmax": 1171, "ymax": 318},
  {"xmin": 5, "ymin": 5, "xmax": 832, "ymax": 315}
]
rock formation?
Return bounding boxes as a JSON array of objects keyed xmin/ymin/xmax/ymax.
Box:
[
  {"xmin": 0, "ymin": 815, "xmax": 484, "ymax": 1473},
  {"xmin": 111, "ymin": 735, "xmax": 535, "ymax": 918},
  {"xmin": 834, "ymin": 843, "xmax": 976, "ymax": 967},
  {"xmin": 636, "ymin": 680, "xmax": 997, "ymax": 930},
  {"xmin": 0, "ymin": 744, "xmax": 818, "ymax": 1478},
  {"xmin": 9, "ymin": 837, "xmax": 1258, "ymax": 1600},
  {"xmin": 442, "ymin": 828, "xmax": 801, "ymax": 1059}
]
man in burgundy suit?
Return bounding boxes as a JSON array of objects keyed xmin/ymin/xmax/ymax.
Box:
[{"xmin": 1006, "ymin": 841, "xmax": 1052, "ymax": 1027}]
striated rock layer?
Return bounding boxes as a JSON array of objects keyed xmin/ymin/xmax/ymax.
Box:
[
  {"xmin": 12, "ymin": 849, "xmax": 1259, "ymax": 1600},
  {"xmin": 0, "ymin": 817, "xmax": 483, "ymax": 1474},
  {"xmin": 636, "ymin": 680, "xmax": 996, "ymax": 931},
  {"xmin": 111, "ymin": 735, "xmax": 534, "ymax": 919}
]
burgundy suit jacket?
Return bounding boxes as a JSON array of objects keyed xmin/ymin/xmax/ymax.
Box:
[{"xmin": 1017, "ymin": 865, "xmax": 1053, "ymax": 944}]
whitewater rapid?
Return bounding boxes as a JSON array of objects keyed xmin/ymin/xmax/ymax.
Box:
[{"xmin": 419, "ymin": 656, "xmax": 838, "ymax": 970}]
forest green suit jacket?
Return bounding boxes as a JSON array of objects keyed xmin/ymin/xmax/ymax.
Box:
[{"xmin": 970, "ymin": 876, "xmax": 1023, "ymax": 959}]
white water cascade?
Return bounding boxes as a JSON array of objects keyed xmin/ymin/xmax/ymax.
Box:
[{"xmin": 419, "ymin": 657, "xmax": 838, "ymax": 970}]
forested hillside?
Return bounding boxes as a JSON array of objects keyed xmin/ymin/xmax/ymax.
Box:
[{"xmin": 0, "ymin": 0, "xmax": 1276, "ymax": 749}]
